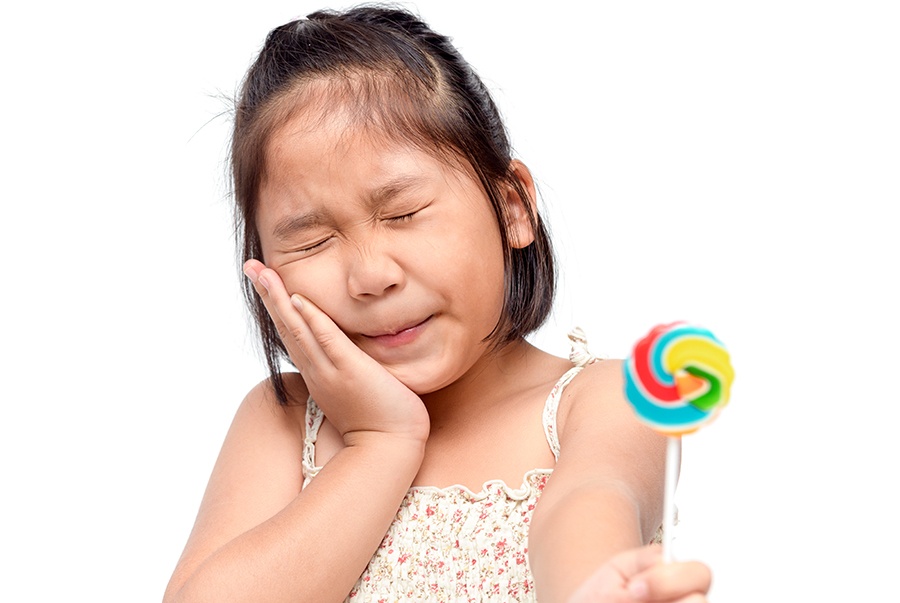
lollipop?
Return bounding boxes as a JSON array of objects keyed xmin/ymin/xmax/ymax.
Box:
[
  {"xmin": 624, "ymin": 322, "xmax": 734, "ymax": 560},
  {"xmin": 624, "ymin": 322, "xmax": 733, "ymax": 435}
]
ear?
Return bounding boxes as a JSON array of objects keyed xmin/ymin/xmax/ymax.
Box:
[{"xmin": 504, "ymin": 160, "xmax": 538, "ymax": 249}]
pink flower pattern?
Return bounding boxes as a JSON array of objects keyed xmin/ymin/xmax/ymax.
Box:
[{"xmin": 339, "ymin": 471, "xmax": 551, "ymax": 602}]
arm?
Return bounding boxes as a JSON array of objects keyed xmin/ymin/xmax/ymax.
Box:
[
  {"xmin": 163, "ymin": 378, "xmax": 425, "ymax": 603},
  {"xmin": 164, "ymin": 263, "xmax": 430, "ymax": 603},
  {"xmin": 528, "ymin": 359, "xmax": 670, "ymax": 601}
]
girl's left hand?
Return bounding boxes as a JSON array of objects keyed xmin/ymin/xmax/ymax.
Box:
[{"xmin": 567, "ymin": 546, "xmax": 712, "ymax": 603}]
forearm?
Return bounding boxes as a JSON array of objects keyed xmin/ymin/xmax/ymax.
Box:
[
  {"xmin": 166, "ymin": 436, "xmax": 424, "ymax": 603},
  {"xmin": 529, "ymin": 485, "xmax": 645, "ymax": 603}
]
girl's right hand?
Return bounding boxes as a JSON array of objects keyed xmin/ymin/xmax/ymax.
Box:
[
  {"xmin": 243, "ymin": 259, "xmax": 430, "ymax": 445},
  {"xmin": 567, "ymin": 546, "xmax": 712, "ymax": 603}
]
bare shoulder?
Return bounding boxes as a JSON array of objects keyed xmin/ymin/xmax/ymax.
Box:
[
  {"xmin": 559, "ymin": 359, "xmax": 625, "ymax": 411},
  {"xmin": 558, "ymin": 359, "xmax": 649, "ymax": 444},
  {"xmin": 208, "ymin": 371, "xmax": 310, "ymax": 502},
  {"xmin": 218, "ymin": 373, "xmax": 310, "ymax": 456},
  {"xmin": 237, "ymin": 371, "xmax": 309, "ymax": 428},
  {"xmin": 166, "ymin": 373, "xmax": 310, "ymax": 595}
]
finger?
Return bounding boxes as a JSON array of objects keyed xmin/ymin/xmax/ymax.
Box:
[
  {"xmin": 243, "ymin": 260, "xmax": 316, "ymax": 369},
  {"xmin": 287, "ymin": 291, "xmax": 369, "ymax": 372},
  {"xmin": 243, "ymin": 260, "xmax": 294, "ymax": 352},
  {"xmin": 626, "ymin": 560, "xmax": 712, "ymax": 602},
  {"xmin": 567, "ymin": 547, "xmax": 663, "ymax": 603},
  {"xmin": 606, "ymin": 545, "xmax": 664, "ymax": 580},
  {"xmin": 254, "ymin": 267, "xmax": 334, "ymax": 370}
]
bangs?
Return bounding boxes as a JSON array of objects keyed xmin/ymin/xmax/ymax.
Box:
[{"xmin": 253, "ymin": 69, "xmax": 478, "ymax": 187}]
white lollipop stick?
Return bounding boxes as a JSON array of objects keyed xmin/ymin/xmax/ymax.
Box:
[{"xmin": 662, "ymin": 435, "xmax": 680, "ymax": 563}]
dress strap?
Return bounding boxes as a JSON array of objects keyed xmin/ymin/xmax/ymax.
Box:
[
  {"xmin": 542, "ymin": 327, "xmax": 598, "ymax": 461},
  {"xmin": 301, "ymin": 396, "xmax": 324, "ymax": 488}
]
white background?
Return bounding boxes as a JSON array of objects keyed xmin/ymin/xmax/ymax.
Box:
[{"xmin": 2, "ymin": 1, "xmax": 897, "ymax": 601}]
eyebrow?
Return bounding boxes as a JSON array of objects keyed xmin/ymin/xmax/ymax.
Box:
[
  {"xmin": 271, "ymin": 208, "xmax": 331, "ymax": 241},
  {"xmin": 368, "ymin": 174, "xmax": 428, "ymax": 210}
]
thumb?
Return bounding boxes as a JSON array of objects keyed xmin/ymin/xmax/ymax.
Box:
[
  {"xmin": 623, "ymin": 555, "xmax": 712, "ymax": 601},
  {"xmin": 607, "ymin": 545, "xmax": 664, "ymax": 582},
  {"xmin": 566, "ymin": 546, "xmax": 662, "ymax": 603}
]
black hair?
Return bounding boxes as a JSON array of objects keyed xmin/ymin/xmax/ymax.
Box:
[{"xmin": 231, "ymin": 5, "xmax": 556, "ymax": 404}]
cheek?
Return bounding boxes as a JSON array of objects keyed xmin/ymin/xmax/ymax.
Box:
[
  {"xmin": 415, "ymin": 216, "xmax": 503, "ymax": 278},
  {"xmin": 276, "ymin": 260, "xmax": 345, "ymax": 312},
  {"xmin": 432, "ymin": 222, "xmax": 507, "ymax": 318}
]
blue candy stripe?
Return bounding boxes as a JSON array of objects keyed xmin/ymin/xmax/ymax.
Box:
[{"xmin": 624, "ymin": 358, "xmax": 710, "ymax": 432}]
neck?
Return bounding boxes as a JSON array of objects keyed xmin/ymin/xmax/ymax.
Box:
[{"xmin": 419, "ymin": 338, "xmax": 537, "ymax": 424}]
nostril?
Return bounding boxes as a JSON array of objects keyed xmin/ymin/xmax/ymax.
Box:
[{"xmin": 346, "ymin": 257, "xmax": 405, "ymax": 297}]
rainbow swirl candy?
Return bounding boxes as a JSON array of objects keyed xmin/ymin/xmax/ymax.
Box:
[{"xmin": 624, "ymin": 322, "xmax": 734, "ymax": 435}]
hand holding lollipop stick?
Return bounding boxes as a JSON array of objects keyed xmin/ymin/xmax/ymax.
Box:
[{"xmin": 624, "ymin": 322, "xmax": 734, "ymax": 562}]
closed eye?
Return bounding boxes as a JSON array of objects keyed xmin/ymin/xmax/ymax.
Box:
[
  {"xmin": 293, "ymin": 236, "xmax": 331, "ymax": 253},
  {"xmin": 385, "ymin": 202, "xmax": 431, "ymax": 223},
  {"xmin": 387, "ymin": 211, "xmax": 417, "ymax": 223}
]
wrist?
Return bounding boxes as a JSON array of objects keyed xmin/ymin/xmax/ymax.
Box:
[
  {"xmin": 340, "ymin": 431, "xmax": 427, "ymax": 485},
  {"xmin": 345, "ymin": 428, "xmax": 428, "ymax": 454}
]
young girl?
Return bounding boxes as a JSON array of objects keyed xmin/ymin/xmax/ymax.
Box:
[{"xmin": 165, "ymin": 6, "xmax": 711, "ymax": 602}]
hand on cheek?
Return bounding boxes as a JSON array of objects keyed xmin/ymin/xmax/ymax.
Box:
[{"xmin": 242, "ymin": 259, "xmax": 430, "ymax": 445}]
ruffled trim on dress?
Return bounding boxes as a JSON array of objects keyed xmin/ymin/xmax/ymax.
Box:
[{"xmin": 405, "ymin": 468, "xmax": 553, "ymax": 502}]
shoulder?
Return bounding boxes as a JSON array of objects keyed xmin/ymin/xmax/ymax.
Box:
[
  {"xmin": 558, "ymin": 358, "xmax": 665, "ymax": 461},
  {"xmin": 560, "ymin": 358, "xmax": 624, "ymax": 408},
  {"xmin": 242, "ymin": 371, "xmax": 310, "ymax": 407},
  {"xmin": 218, "ymin": 373, "xmax": 311, "ymax": 471},
  {"xmin": 558, "ymin": 359, "xmax": 625, "ymax": 422},
  {"xmin": 238, "ymin": 372, "xmax": 309, "ymax": 426},
  {"xmin": 218, "ymin": 372, "xmax": 311, "ymax": 475}
]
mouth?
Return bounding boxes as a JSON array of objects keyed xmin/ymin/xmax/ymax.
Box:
[{"xmin": 361, "ymin": 315, "xmax": 433, "ymax": 347}]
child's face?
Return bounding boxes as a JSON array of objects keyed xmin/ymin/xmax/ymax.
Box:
[{"xmin": 255, "ymin": 110, "xmax": 509, "ymax": 394}]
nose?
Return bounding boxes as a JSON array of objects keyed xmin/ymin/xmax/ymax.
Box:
[{"xmin": 346, "ymin": 245, "xmax": 405, "ymax": 299}]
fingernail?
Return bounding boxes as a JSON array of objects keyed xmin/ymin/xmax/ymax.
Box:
[
  {"xmin": 291, "ymin": 294, "xmax": 303, "ymax": 310},
  {"xmin": 242, "ymin": 265, "xmax": 257, "ymax": 282},
  {"xmin": 627, "ymin": 579, "xmax": 648, "ymax": 600},
  {"xmin": 258, "ymin": 275, "xmax": 270, "ymax": 290}
]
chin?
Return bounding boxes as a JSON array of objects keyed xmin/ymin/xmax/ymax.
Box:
[
  {"xmin": 393, "ymin": 374, "xmax": 443, "ymax": 396},
  {"xmin": 386, "ymin": 365, "xmax": 455, "ymax": 396}
]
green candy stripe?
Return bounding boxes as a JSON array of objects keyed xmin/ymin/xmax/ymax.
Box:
[{"xmin": 683, "ymin": 365, "xmax": 722, "ymax": 412}]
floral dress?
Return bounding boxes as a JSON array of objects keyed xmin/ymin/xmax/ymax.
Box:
[{"xmin": 301, "ymin": 330, "xmax": 596, "ymax": 602}]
